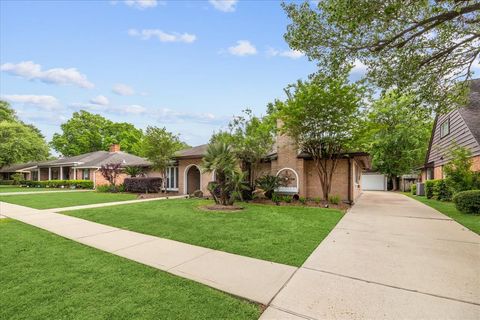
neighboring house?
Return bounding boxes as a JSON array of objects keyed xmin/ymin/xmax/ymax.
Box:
[
  {"xmin": 174, "ymin": 125, "xmax": 371, "ymax": 203},
  {"xmin": 421, "ymin": 79, "xmax": 480, "ymax": 181},
  {"xmin": 0, "ymin": 162, "xmax": 39, "ymax": 180},
  {"xmin": 1, "ymin": 144, "xmax": 151, "ymax": 187}
]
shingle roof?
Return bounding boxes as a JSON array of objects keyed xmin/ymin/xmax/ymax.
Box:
[
  {"xmin": 37, "ymin": 151, "xmax": 151, "ymax": 168},
  {"xmin": 0, "ymin": 162, "xmax": 40, "ymax": 173},
  {"xmin": 175, "ymin": 144, "xmax": 208, "ymax": 158},
  {"xmin": 458, "ymin": 78, "xmax": 480, "ymax": 144}
]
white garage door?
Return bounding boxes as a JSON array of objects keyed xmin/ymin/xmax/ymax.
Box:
[{"xmin": 362, "ymin": 174, "xmax": 386, "ymax": 191}]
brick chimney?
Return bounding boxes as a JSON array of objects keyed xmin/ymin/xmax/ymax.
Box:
[{"xmin": 109, "ymin": 144, "xmax": 120, "ymax": 152}]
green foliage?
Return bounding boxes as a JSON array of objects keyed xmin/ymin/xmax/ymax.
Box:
[
  {"xmin": 95, "ymin": 185, "xmax": 114, "ymax": 193},
  {"xmin": 202, "ymin": 141, "xmax": 244, "ymax": 205},
  {"xmin": 328, "ymin": 195, "xmax": 341, "ymax": 205},
  {"xmin": 142, "ymin": 126, "xmax": 185, "ymax": 191},
  {"xmin": 255, "ymin": 174, "xmax": 281, "ymax": 199},
  {"xmin": 124, "ymin": 166, "xmax": 144, "ymax": 177},
  {"xmin": 298, "ymin": 196, "xmax": 307, "ymax": 204},
  {"xmin": 50, "ymin": 110, "xmax": 143, "ymax": 156},
  {"xmin": 0, "ymin": 180, "xmax": 15, "ymax": 185},
  {"xmin": 211, "ymin": 109, "xmax": 276, "ymax": 186},
  {"xmin": 0, "ymin": 101, "xmax": 50, "ymax": 168},
  {"xmin": 425, "ymin": 180, "xmax": 436, "ymax": 199},
  {"xmin": 282, "ymin": 1, "xmax": 478, "ymax": 112},
  {"xmin": 411, "ymin": 184, "xmax": 417, "ymax": 195},
  {"xmin": 22, "ymin": 180, "xmax": 93, "ymax": 189},
  {"xmin": 279, "ymin": 74, "xmax": 365, "ymax": 200},
  {"xmin": 313, "ymin": 197, "xmax": 322, "ymax": 204},
  {"xmin": 425, "ymin": 179, "xmax": 452, "ymax": 201},
  {"xmin": 366, "ymin": 91, "xmax": 432, "ymax": 179},
  {"xmin": 453, "ymin": 190, "xmax": 480, "ymax": 215},
  {"xmin": 444, "ymin": 146, "xmax": 476, "ymax": 193},
  {"xmin": 99, "ymin": 163, "xmax": 122, "ymax": 189},
  {"xmin": 11, "ymin": 173, "xmax": 24, "ymax": 185}
]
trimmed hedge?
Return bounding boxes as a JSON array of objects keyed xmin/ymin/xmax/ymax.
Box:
[
  {"xmin": 453, "ymin": 190, "xmax": 480, "ymax": 214},
  {"xmin": 124, "ymin": 177, "xmax": 162, "ymax": 193},
  {"xmin": 411, "ymin": 184, "xmax": 417, "ymax": 195},
  {"xmin": 21, "ymin": 180, "xmax": 93, "ymax": 189},
  {"xmin": 0, "ymin": 180, "xmax": 15, "ymax": 185},
  {"xmin": 425, "ymin": 179, "xmax": 452, "ymax": 201}
]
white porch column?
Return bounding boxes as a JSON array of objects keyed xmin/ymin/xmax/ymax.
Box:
[
  {"xmin": 73, "ymin": 167, "xmax": 77, "ymax": 180},
  {"xmin": 48, "ymin": 167, "xmax": 51, "ymax": 180},
  {"xmin": 60, "ymin": 166, "xmax": 63, "ymax": 180},
  {"xmin": 38, "ymin": 168, "xmax": 40, "ymax": 181}
]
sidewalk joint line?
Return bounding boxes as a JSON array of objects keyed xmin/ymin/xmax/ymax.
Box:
[
  {"xmin": 267, "ymin": 305, "xmax": 316, "ymax": 320},
  {"xmin": 302, "ymin": 267, "xmax": 480, "ymax": 307},
  {"xmin": 167, "ymin": 250, "xmax": 215, "ymax": 271}
]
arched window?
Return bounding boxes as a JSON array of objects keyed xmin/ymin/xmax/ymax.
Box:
[{"xmin": 276, "ymin": 168, "xmax": 299, "ymax": 194}]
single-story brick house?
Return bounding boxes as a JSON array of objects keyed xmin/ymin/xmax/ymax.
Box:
[
  {"xmin": 420, "ymin": 78, "xmax": 480, "ymax": 181},
  {"xmin": 174, "ymin": 128, "xmax": 370, "ymax": 204},
  {"xmin": 0, "ymin": 144, "xmax": 151, "ymax": 188}
]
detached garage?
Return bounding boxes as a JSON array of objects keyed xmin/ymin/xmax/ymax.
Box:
[{"xmin": 362, "ymin": 172, "xmax": 387, "ymax": 191}]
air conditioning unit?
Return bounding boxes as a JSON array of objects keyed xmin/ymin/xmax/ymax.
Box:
[{"xmin": 416, "ymin": 182, "xmax": 425, "ymax": 196}]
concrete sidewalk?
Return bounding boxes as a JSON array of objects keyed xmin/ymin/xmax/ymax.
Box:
[
  {"xmin": 262, "ymin": 192, "xmax": 480, "ymax": 319},
  {"xmin": 0, "ymin": 189, "xmax": 94, "ymax": 196},
  {"xmin": 0, "ymin": 201, "xmax": 296, "ymax": 305}
]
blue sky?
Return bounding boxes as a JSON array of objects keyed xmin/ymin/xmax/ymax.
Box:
[{"xmin": 2, "ymin": 0, "xmax": 342, "ymax": 149}]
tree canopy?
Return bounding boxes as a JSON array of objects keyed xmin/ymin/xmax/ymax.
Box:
[
  {"xmin": 365, "ymin": 91, "xmax": 432, "ymax": 184},
  {"xmin": 0, "ymin": 101, "xmax": 50, "ymax": 168},
  {"xmin": 283, "ymin": 0, "xmax": 480, "ymax": 112},
  {"xmin": 279, "ymin": 74, "xmax": 365, "ymax": 199},
  {"xmin": 50, "ymin": 110, "xmax": 143, "ymax": 156}
]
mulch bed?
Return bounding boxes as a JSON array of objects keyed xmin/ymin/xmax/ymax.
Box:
[
  {"xmin": 250, "ymin": 198, "xmax": 350, "ymax": 211},
  {"xmin": 200, "ymin": 204, "xmax": 245, "ymax": 212}
]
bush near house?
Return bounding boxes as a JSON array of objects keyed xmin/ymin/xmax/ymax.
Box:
[
  {"xmin": 411, "ymin": 184, "xmax": 417, "ymax": 195},
  {"xmin": 0, "ymin": 180, "xmax": 15, "ymax": 185},
  {"xmin": 425, "ymin": 179, "xmax": 452, "ymax": 201},
  {"xmin": 22, "ymin": 180, "xmax": 93, "ymax": 189},
  {"xmin": 124, "ymin": 177, "xmax": 162, "ymax": 193},
  {"xmin": 453, "ymin": 190, "xmax": 480, "ymax": 215}
]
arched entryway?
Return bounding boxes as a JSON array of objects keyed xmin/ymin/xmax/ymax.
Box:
[{"xmin": 184, "ymin": 165, "xmax": 201, "ymax": 194}]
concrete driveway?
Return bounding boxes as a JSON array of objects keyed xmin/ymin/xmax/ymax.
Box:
[{"xmin": 262, "ymin": 191, "xmax": 480, "ymax": 319}]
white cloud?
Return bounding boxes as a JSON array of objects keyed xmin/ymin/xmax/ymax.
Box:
[
  {"xmin": 0, "ymin": 61, "xmax": 94, "ymax": 89},
  {"xmin": 351, "ymin": 59, "xmax": 368, "ymax": 74},
  {"xmin": 209, "ymin": 0, "xmax": 238, "ymax": 12},
  {"xmin": 267, "ymin": 48, "xmax": 304, "ymax": 59},
  {"xmin": 89, "ymin": 95, "xmax": 110, "ymax": 106},
  {"xmin": 128, "ymin": 28, "xmax": 196, "ymax": 43},
  {"xmin": 155, "ymin": 108, "xmax": 229, "ymax": 125},
  {"xmin": 2, "ymin": 94, "xmax": 60, "ymax": 110},
  {"xmin": 112, "ymin": 83, "xmax": 135, "ymax": 96},
  {"xmin": 228, "ymin": 40, "xmax": 257, "ymax": 56},
  {"xmin": 111, "ymin": 0, "xmax": 163, "ymax": 9},
  {"xmin": 113, "ymin": 104, "xmax": 147, "ymax": 115}
]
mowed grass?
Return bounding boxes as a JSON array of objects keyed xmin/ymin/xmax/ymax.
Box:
[
  {"xmin": 0, "ymin": 219, "xmax": 260, "ymax": 320},
  {"xmin": 404, "ymin": 193, "xmax": 479, "ymax": 235},
  {"xmin": 0, "ymin": 185, "xmax": 63, "ymax": 193},
  {"xmin": 0, "ymin": 191, "xmax": 137, "ymax": 209},
  {"xmin": 65, "ymin": 199, "xmax": 344, "ymax": 266}
]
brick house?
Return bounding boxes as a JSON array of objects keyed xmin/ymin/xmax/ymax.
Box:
[
  {"xmin": 421, "ymin": 79, "xmax": 480, "ymax": 181},
  {"xmin": 174, "ymin": 127, "xmax": 370, "ymax": 204},
  {"xmin": 0, "ymin": 144, "xmax": 151, "ymax": 188}
]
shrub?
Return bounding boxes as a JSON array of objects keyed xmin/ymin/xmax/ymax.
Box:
[
  {"xmin": 192, "ymin": 189, "xmax": 204, "ymax": 198},
  {"xmin": 282, "ymin": 195, "xmax": 292, "ymax": 203},
  {"xmin": 313, "ymin": 197, "xmax": 322, "ymax": 204},
  {"xmin": 425, "ymin": 180, "xmax": 436, "ymax": 199},
  {"xmin": 299, "ymin": 196, "xmax": 307, "ymax": 204},
  {"xmin": 124, "ymin": 177, "xmax": 162, "ymax": 193},
  {"xmin": 11, "ymin": 173, "xmax": 24, "ymax": 185},
  {"xmin": 432, "ymin": 179, "xmax": 452, "ymax": 201},
  {"xmin": 124, "ymin": 166, "xmax": 144, "ymax": 178},
  {"xmin": 255, "ymin": 175, "xmax": 281, "ymax": 199},
  {"xmin": 453, "ymin": 190, "xmax": 480, "ymax": 214},
  {"xmin": 411, "ymin": 184, "xmax": 417, "ymax": 195},
  {"xmin": 0, "ymin": 180, "xmax": 15, "ymax": 185},
  {"xmin": 329, "ymin": 195, "xmax": 341, "ymax": 205},
  {"xmin": 96, "ymin": 185, "xmax": 114, "ymax": 193},
  {"xmin": 444, "ymin": 146, "xmax": 475, "ymax": 193},
  {"xmin": 271, "ymin": 193, "xmax": 281, "ymax": 204},
  {"xmin": 21, "ymin": 180, "xmax": 93, "ymax": 189}
]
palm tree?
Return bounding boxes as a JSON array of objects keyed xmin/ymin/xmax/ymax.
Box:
[{"xmin": 202, "ymin": 141, "xmax": 237, "ymax": 205}]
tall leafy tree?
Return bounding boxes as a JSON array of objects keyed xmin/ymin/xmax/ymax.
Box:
[
  {"xmin": 141, "ymin": 126, "xmax": 185, "ymax": 192},
  {"xmin": 0, "ymin": 101, "xmax": 50, "ymax": 168},
  {"xmin": 366, "ymin": 92, "xmax": 432, "ymax": 189},
  {"xmin": 50, "ymin": 110, "xmax": 143, "ymax": 156},
  {"xmin": 279, "ymin": 74, "xmax": 365, "ymax": 200},
  {"xmin": 283, "ymin": 0, "xmax": 480, "ymax": 112},
  {"xmin": 211, "ymin": 109, "xmax": 276, "ymax": 187}
]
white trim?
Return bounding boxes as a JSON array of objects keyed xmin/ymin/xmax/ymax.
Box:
[
  {"xmin": 60, "ymin": 166, "xmax": 63, "ymax": 180},
  {"xmin": 275, "ymin": 167, "xmax": 299, "ymax": 193},
  {"xmin": 183, "ymin": 164, "xmax": 202, "ymax": 195},
  {"xmin": 48, "ymin": 167, "xmax": 51, "ymax": 180}
]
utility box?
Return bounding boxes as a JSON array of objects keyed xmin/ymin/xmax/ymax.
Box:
[{"xmin": 416, "ymin": 182, "xmax": 425, "ymax": 196}]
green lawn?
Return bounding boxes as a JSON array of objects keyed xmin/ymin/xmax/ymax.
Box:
[
  {"xmin": 0, "ymin": 192, "xmax": 137, "ymax": 209},
  {"xmin": 404, "ymin": 193, "xmax": 480, "ymax": 235},
  {"xmin": 64, "ymin": 199, "xmax": 343, "ymax": 266},
  {"xmin": 0, "ymin": 185, "xmax": 66, "ymax": 193},
  {"xmin": 0, "ymin": 219, "xmax": 260, "ymax": 320}
]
